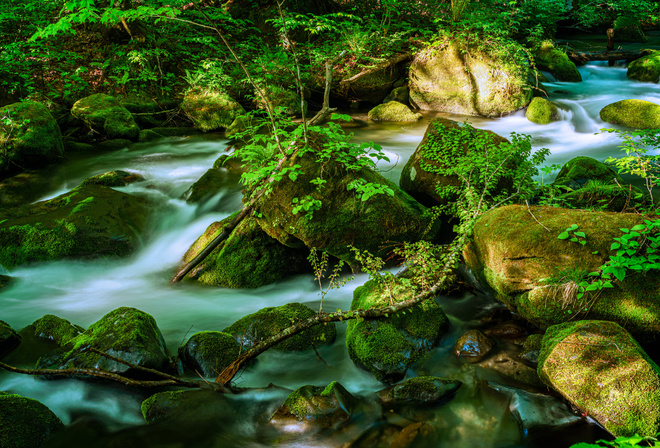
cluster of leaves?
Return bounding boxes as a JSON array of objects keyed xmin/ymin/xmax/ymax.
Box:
[{"xmin": 572, "ymin": 433, "xmax": 660, "ymax": 448}]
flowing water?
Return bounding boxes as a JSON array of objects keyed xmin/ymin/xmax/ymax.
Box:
[{"xmin": 1, "ymin": 59, "xmax": 659, "ymax": 447}]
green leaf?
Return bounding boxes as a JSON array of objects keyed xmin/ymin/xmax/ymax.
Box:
[
  {"xmin": 611, "ymin": 242, "xmax": 621, "ymax": 250},
  {"xmin": 557, "ymin": 231, "xmax": 570, "ymax": 240},
  {"xmin": 574, "ymin": 231, "xmax": 586, "ymax": 238},
  {"xmin": 631, "ymin": 224, "xmax": 646, "ymax": 231}
]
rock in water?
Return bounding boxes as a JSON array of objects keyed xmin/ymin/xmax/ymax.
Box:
[
  {"xmin": 71, "ymin": 94, "xmax": 140, "ymax": 140},
  {"xmin": 0, "ymin": 393, "xmax": 63, "ymax": 448}
]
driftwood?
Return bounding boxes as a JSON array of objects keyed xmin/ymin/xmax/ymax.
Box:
[{"xmin": 567, "ymin": 49, "xmax": 647, "ymax": 65}]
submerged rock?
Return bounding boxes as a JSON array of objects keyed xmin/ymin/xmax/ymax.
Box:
[
  {"xmin": 30, "ymin": 314, "xmax": 84, "ymax": 346},
  {"xmin": 533, "ymin": 41, "xmax": 581, "ymax": 82},
  {"xmin": 525, "ymin": 97, "xmax": 560, "ymax": 125},
  {"xmin": 79, "ymin": 170, "xmax": 145, "ymax": 187},
  {"xmin": 224, "ymin": 302, "xmax": 336, "ymax": 351},
  {"xmin": 600, "ymin": 99, "xmax": 660, "ymax": 129},
  {"xmin": 37, "ymin": 307, "xmax": 170, "ymax": 376},
  {"xmin": 0, "ymin": 393, "xmax": 63, "ymax": 448},
  {"xmin": 178, "ymin": 331, "xmax": 240, "ymax": 378},
  {"xmin": 454, "ymin": 330, "xmax": 495, "ymax": 362},
  {"xmin": 538, "ymin": 320, "xmax": 660, "ymax": 437},
  {"xmin": 346, "ymin": 278, "xmax": 448, "ymax": 384},
  {"xmin": 141, "ymin": 389, "xmax": 232, "ymax": 425},
  {"xmin": 368, "ymin": 101, "xmax": 422, "ymax": 122},
  {"xmin": 0, "ymin": 320, "xmax": 20, "ymax": 358},
  {"xmin": 378, "ymin": 376, "xmax": 462, "ymax": 408},
  {"xmin": 181, "ymin": 87, "xmax": 244, "ymax": 132},
  {"xmin": 0, "ymin": 185, "xmax": 149, "ymax": 270},
  {"xmin": 627, "ymin": 51, "xmax": 660, "ymax": 83},
  {"xmin": 71, "ymin": 94, "xmax": 140, "ymax": 140}
]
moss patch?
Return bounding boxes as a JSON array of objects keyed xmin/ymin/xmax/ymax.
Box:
[
  {"xmin": 0, "ymin": 393, "xmax": 63, "ymax": 448},
  {"xmin": 71, "ymin": 94, "xmax": 139, "ymax": 140},
  {"xmin": 600, "ymin": 99, "xmax": 660, "ymax": 129},
  {"xmin": 379, "ymin": 376, "xmax": 462, "ymax": 407},
  {"xmin": 368, "ymin": 101, "xmax": 422, "ymax": 122},
  {"xmin": 181, "ymin": 87, "xmax": 244, "ymax": 132},
  {"xmin": 178, "ymin": 331, "xmax": 240, "ymax": 378},
  {"xmin": 534, "ymin": 41, "xmax": 582, "ymax": 82},
  {"xmin": 525, "ymin": 97, "xmax": 560, "ymax": 125},
  {"xmin": 30, "ymin": 314, "xmax": 84, "ymax": 346},
  {"xmin": 627, "ymin": 51, "xmax": 660, "ymax": 83},
  {"xmin": 270, "ymin": 382, "xmax": 356, "ymax": 428}
]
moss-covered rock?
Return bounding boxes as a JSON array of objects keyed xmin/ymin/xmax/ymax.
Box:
[
  {"xmin": 256, "ymin": 85, "xmax": 307, "ymax": 117},
  {"xmin": 0, "ymin": 320, "xmax": 20, "ymax": 358},
  {"xmin": 141, "ymin": 389, "xmax": 231, "ymax": 425},
  {"xmin": 30, "ymin": 314, "xmax": 84, "ymax": 347},
  {"xmin": 224, "ymin": 302, "xmax": 336, "ymax": 351},
  {"xmin": 377, "ymin": 376, "xmax": 462, "ymax": 408},
  {"xmin": 79, "ymin": 170, "xmax": 145, "ymax": 187},
  {"xmin": 138, "ymin": 129, "xmax": 165, "ymax": 143},
  {"xmin": 525, "ymin": 97, "xmax": 560, "ymax": 124},
  {"xmin": 346, "ymin": 277, "xmax": 448, "ymax": 384},
  {"xmin": 63, "ymin": 141, "xmax": 94, "ymax": 152},
  {"xmin": 178, "ymin": 331, "xmax": 240, "ymax": 378},
  {"xmin": 36, "ymin": 307, "xmax": 170, "ymax": 375},
  {"xmin": 553, "ymin": 156, "xmax": 622, "ymax": 189},
  {"xmin": 627, "ymin": 51, "xmax": 660, "ymax": 83},
  {"xmin": 399, "ymin": 117, "xmax": 512, "ymax": 208},
  {"xmin": 519, "ymin": 333, "xmax": 543, "ymax": 365},
  {"xmin": 368, "ymin": 101, "xmax": 422, "ymax": 122},
  {"xmin": 71, "ymin": 94, "xmax": 140, "ymax": 140},
  {"xmin": 463, "ymin": 205, "xmax": 660, "ymax": 338},
  {"xmin": 533, "ymin": 41, "xmax": 582, "ymax": 82},
  {"xmin": 0, "ymin": 184, "xmax": 149, "ymax": 270},
  {"xmin": 538, "ymin": 320, "xmax": 660, "ymax": 437},
  {"xmin": 270, "ymin": 382, "xmax": 357, "ymax": 429},
  {"xmin": 181, "ymin": 214, "xmax": 310, "ymax": 288},
  {"xmin": 383, "ymin": 86, "xmax": 410, "ymax": 105},
  {"xmin": 181, "ymin": 87, "xmax": 244, "ymax": 132},
  {"xmin": 0, "ymin": 393, "xmax": 63, "ymax": 448},
  {"xmin": 600, "ymin": 99, "xmax": 660, "ymax": 129},
  {"xmin": 453, "ymin": 329, "xmax": 495, "ymax": 362},
  {"xmin": 0, "ymin": 101, "xmax": 64, "ymax": 178},
  {"xmin": 183, "ymin": 169, "xmax": 230, "ymax": 204},
  {"xmin": 409, "ymin": 40, "xmax": 531, "ymax": 117}
]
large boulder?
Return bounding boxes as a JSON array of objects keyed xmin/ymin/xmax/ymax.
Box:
[
  {"xmin": 181, "ymin": 213, "xmax": 310, "ymax": 288},
  {"xmin": 533, "ymin": 41, "xmax": 582, "ymax": 82},
  {"xmin": 525, "ymin": 97, "xmax": 560, "ymax": 125},
  {"xmin": 538, "ymin": 320, "xmax": 660, "ymax": 437},
  {"xmin": 71, "ymin": 94, "xmax": 140, "ymax": 140},
  {"xmin": 30, "ymin": 314, "xmax": 84, "ymax": 346},
  {"xmin": 223, "ymin": 302, "xmax": 336, "ymax": 352},
  {"xmin": 0, "ymin": 101, "xmax": 64, "ymax": 178},
  {"xmin": 553, "ymin": 156, "xmax": 621, "ymax": 190},
  {"xmin": 0, "ymin": 320, "xmax": 20, "ymax": 358},
  {"xmin": 409, "ymin": 40, "xmax": 532, "ymax": 117},
  {"xmin": 0, "ymin": 185, "xmax": 149, "ymax": 270},
  {"xmin": 367, "ymin": 101, "xmax": 422, "ymax": 122},
  {"xmin": 463, "ymin": 205, "xmax": 660, "ymax": 338},
  {"xmin": 627, "ymin": 51, "xmax": 660, "ymax": 83},
  {"xmin": 346, "ymin": 277, "xmax": 449, "ymax": 383},
  {"xmin": 178, "ymin": 331, "xmax": 240, "ymax": 378},
  {"xmin": 181, "ymin": 87, "xmax": 244, "ymax": 132},
  {"xmin": 0, "ymin": 393, "xmax": 63, "ymax": 448},
  {"xmin": 600, "ymin": 99, "xmax": 660, "ymax": 129},
  {"xmin": 36, "ymin": 307, "xmax": 170, "ymax": 376}
]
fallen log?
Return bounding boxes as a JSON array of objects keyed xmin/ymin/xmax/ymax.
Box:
[{"xmin": 567, "ymin": 49, "xmax": 650, "ymax": 65}]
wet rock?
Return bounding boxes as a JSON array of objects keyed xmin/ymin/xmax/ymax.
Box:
[
  {"xmin": 0, "ymin": 393, "xmax": 63, "ymax": 448},
  {"xmin": 368, "ymin": 101, "xmax": 422, "ymax": 122},
  {"xmin": 553, "ymin": 156, "xmax": 622, "ymax": 190},
  {"xmin": 0, "ymin": 101, "xmax": 64, "ymax": 178},
  {"xmin": 389, "ymin": 421, "xmax": 437, "ymax": 448},
  {"xmin": 37, "ymin": 307, "xmax": 170, "ymax": 376},
  {"xmin": 138, "ymin": 129, "xmax": 165, "ymax": 143},
  {"xmin": 538, "ymin": 320, "xmax": 660, "ymax": 437},
  {"xmin": 0, "ymin": 185, "xmax": 149, "ymax": 270},
  {"xmin": 525, "ymin": 97, "xmax": 560, "ymax": 125},
  {"xmin": 454, "ymin": 330, "xmax": 495, "ymax": 362},
  {"xmin": 71, "ymin": 94, "xmax": 140, "ymax": 140},
  {"xmin": 270, "ymin": 382, "xmax": 357, "ymax": 429},
  {"xmin": 346, "ymin": 278, "xmax": 448, "ymax": 384},
  {"xmin": 600, "ymin": 99, "xmax": 660, "ymax": 129},
  {"xmin": 519, "ymin": 334, "xmax": 543, "ymax": 366},
  {"xmin": 383, "ymin": 86, "xmax": 410, "ymax": 105},
  {"xmin": 181, "ymin": 87, "xmax": 244, "ymax": 132},
  {"xmin": 533, "ymin": 41, "xmax": 581, "ymax": 82},
  {"xmin": 378, "ymin": 376, "xmax": 462, "ymax": 408},
  {"xmin": 178, "ymin": 331, "xmax": 240, "ymax": 378},
  {"xmin": 484, "ymin": 321, "xmax": 528, "ymax": 339},
  {"xmin": 224, "ymin": 302, "xmax": 336, "ymax": 351},
  {"xmin": 63, "ymin": 141, "xmax": 94, "ymax": 152},
  {"xmin": 627, "ymin": 50, "xmax": 660, "ymax": 83},
  {"xmin": 0, "ymin": 320, "xmax": 20, "ymax": 358},
  {"xmin": 480, "ymin": 352, "xmax": 543, "ymax": 388},
  {"xmin": 30, "ymin": 314, "xmax": 84, "ymax": 347},
  {"xmin": 79, "ymin": 170, "xmax": 145, "ymax": 187},
  {"xmin": 97, "ymin": 139, "xmax": 132, "ymax": 151},
  {"xmin": 141, "ymin": 389, "xmax": 231, "ymax": 425},
  {"xmin": 183, "ymin": 169, "xmax": 227, "ymax": 204}
]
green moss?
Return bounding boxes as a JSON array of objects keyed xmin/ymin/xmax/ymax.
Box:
[
  {"xmin": 272, "ymin": 382, "xmax": 356, "ymax": 428},
  {"xmin": 600, "ymin": 99, "xmax": 660, "ymax": 129},
  {"xmin": 525, "ymin": 97, "xmax": 559, "ymax": 124},
  {"xmin": 31, "ymin": 314, "xmax": 83, "ymax": 346},
  {"xmin": 178, "ymin": 331, "xmax": 240, "ymax": 377},
  {"xmin": 140, "ymin": 390, "xmax": 228, "ymax": 424},
  {"xmin": 368, "ymin": 101, "xmax": 422, "ymax": 122},
  {"xmin": 627, "ymin": 51, "xmax": 660, "ymax": 83},
  {"xmin": 522, "ymin": 334, "xmax": 543, "ymax": 352},
  {"xmin": 0, "ymin": 393, "xmax": 63, "ymax": 448},
  {"xmin": 554, "ymin": 157, "xmax": 622, "ymax": 188},
  {"xmin": 79, "ymin": 170, "xmax": 144, "ymax": 187},
  {"xmin": 71, "ymin": 94, "xmax": 139, "ymax": 140},
  {"xmin": 534, "ymin": 41, "xmax": 582, "ymax": 82},
  {"xmin": 223, "ymin": 303, "xmax": 336, "ymax": 352},
  {"xmin": 70, "ymin": 196, "xmax": 95, "ymax": 215},
  {"xmin": 181, "ymin": 87, "xmax": 244, "ymax": 132},
  {"xmin": 384, "ymin": 376, "xmax": 462, "ymax": 406},
  {"xmin": 257, "ymin": 85, "xmax": 306, "ymax": 116}
]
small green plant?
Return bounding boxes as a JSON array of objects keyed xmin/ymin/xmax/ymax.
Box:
[
  {"xmin": 292, "ymin": 196, "xmax": 322, "ymax": 218},
  {"xmin": 308, "ymin": 248, "xmax": 350, "ymax": 312},
  {"xmin": 347, "ymin": 179, "xmax": 395, "ymax": 202},
  {"xmin": 571, "ymin": 433, "xmax": 660, "ymax": 447},
  {"xmin": 557, "ymin": 224, "xmax": 586, "ymax": 245}
]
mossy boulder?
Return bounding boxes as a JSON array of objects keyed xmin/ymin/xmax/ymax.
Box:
[
  {"xmin": 346, "ymin": 277, "xmax": 449, "ymax": 384},
  {"xmin": 0, "ymin": 393, "xmax": 63, "ymax": 448},
  {"xmin": 0, "ymin": 101, "xmax": 64, "ymax": 177},
  {"xmin": 627, "ymin": 51, "xmax": 660, "ymax": 83},
  {"xmin": 399, "ymin": 117, "xmax": 512, "ymax": 208},
  {"xmin": 0, "ymin": 320, "xmax": 20, "ymax": 358},
  {"xmin": 269, "ymin": 382, "xmax": 357, "ymax": 429},
  {"xmin": 256, "ymin": 85, "xmax": 307, "ymax": 117},
  {"xmin": 453, "ymin": 329, "xmax": 495, "ymax": 362},
  {"xmin": 141, "ymin": 389, "xmax": 231, "ymax": 425},
  {"xmin": 533, "ymin": 41, "xmax": 582, "ymax": 82},
  {"xmin": 553, "ymin": 156, "xmax": 622, "ymax": 190},
  {"xmin": 525, "ymin": 97, "xmax": 560, "ymax": 125},
  {"xmin": 223, "ymin": 302, "xmax": 336, "ymax": 351},
  {"xmin": 30, "ymin": 314, "xmax": 84, "ymax": 346},
  {"xmin": 36, "ymin": 307, "xmax": 170, "ymax": 376},
  {"xmin": 181, "ymin": 87, "xmax": 244, "ymax": 132},
  {"xmin": 409, "ymin": 40, "xmax": 531, "ymax": 117},
  {"xmin": 600, "ymin": 99, "xmax": 660, "ymax": 129},
  {"xmin": 368, "ymin": 101, "xmax": 422, "ymax": 122},
  {"xmin": 178, "ymin": 331, "xmax": 240, "ymax": 378},
  {"xmin": 253, "ymin": 145, "xmax": 440, "ymax": 269},
  {"xmin": 463, "ymin": 205, "xmax": 660, "ymax": 338},
  {"xmin": 538, "ymin": 320, "xmax": 660, "ymax": 437},
  {"xmin": 183, "ymin": 168, "xmax": 237, "ymax": 204},
  {"xmin": 71, "ymin": 94, "xmax": 140, "ymax": 140},
  {"xmin": 79, "ymin": 170, "xmax": 145, "ymax": 187},
  {"xmin": 181, "ymin": 214, "xmax": 310, "ymax": 288},
  {"xmin": 0, "ymin": 185, "xmax": 149, "ymax": 270},
  {"xmin": 377, "ymin": 376, "xmax": 462, "ymax": 408},
  {"xmin": 383, "ymin": 86, "xmax": 410, "ymax": 105}
]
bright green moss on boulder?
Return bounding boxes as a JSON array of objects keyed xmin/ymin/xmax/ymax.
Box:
[
  {"xmin": 346, "ymin": 277, "xmax": 448, "ymax": 384},
  {"xmin": 368, "ymin": 101, "xmax": 422, "ymax": 122},
  {"xmin": 270, "ymin": 382, "xmax": 357, "ymax": 428},
  {"xmin": 0, "ymin": 320, "xmax": 20, "ymax": 358},
  {"xmin": 224, "ymin": 302, "xmax": 336, "ymax": 352},
  {"xmin": 182, "ymin": 213, "xmax": 310, "ymax": 288},
  {"xmin": 0, "ymin": 101, "xmax": 64, "ymax": 177},
  {"xmin": 36, "ymin": 307, "xmax": 170, "ymax": 375},
  {"xmin": 178, "ymin": 331, "xmax": 240, "ymax": 378},
  {"xmin": 71, "ymin": 94, "xmax": 140, "ymax": 140},
  {"xmin": 79, "ymin": 170, "xmax": 145, "ymax": 187},
  {"xmin": 553, "ymin": 156, "xmax": 621, "ymax": 189},
  {"xmin": 181, "ymin": 87, "xmax": 244, "ymax": 132},
  {"xmin": 525, "ymin": 97, "xmax": 560, "ymax": 124},
  {"xmin": 0, "ymin": 185, "xmax": 148, "ymax": 270},
  {"xmin": 534, "ymin": 41, "xmax": 582, "ymax": 82},
  {"xmin": 30, "ymin": 314, "xmax": 84, "ymax": 347},
  {"xmin": 0, "ymin": 393, "xmax": 63, "ymax": 448},
  {"xmin": 600, "ymin": 99, "xmax": 660, "ymax": 129},
  {"xmin": 627, "ymin": 51, "xmax": 660, "ymax": 83},
  {"xmin": 378, "ymin": 376, "xmax": 462, "ymax": 407},
  {"xmin": 538, "ymin": 320, "xmax": 660, "ymax": 437}
]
